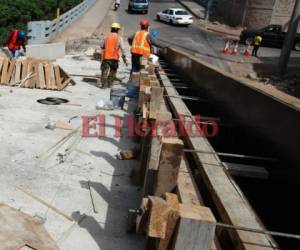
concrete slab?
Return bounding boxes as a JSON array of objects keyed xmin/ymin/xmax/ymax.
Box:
[
  {"xmin": 0, "ymin": 43, "xmax": 143, "ymax": 249},
  {"xmin": 26, "ymin": 43, "xmax": 66, "ymax": 60}
]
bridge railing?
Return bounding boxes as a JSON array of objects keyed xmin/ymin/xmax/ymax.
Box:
[{"xmin": 28, "ymin": 0, "xmax": 97, "ymax": 44}]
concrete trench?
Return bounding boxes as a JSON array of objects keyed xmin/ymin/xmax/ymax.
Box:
[{"xmin": 159, "ymin": 48, "xmax": 300, "ymax": 249}]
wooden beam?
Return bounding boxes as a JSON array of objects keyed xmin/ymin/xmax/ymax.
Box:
[
  {"xmin": 154, "ymin": 137, "xmax": 184, "ymax": 197},
  {"xmin": 38, "ymin": 63, "xmax": 46, "ymax": 89},
  {"xmin": 173, "ymin": 204, "xmax": 216, "ymax": 250},
  {"xmin": 149, "ymin": 87, "xmax": 164, "ymax": 119},
  {"xmin": 142, "ymin": 111, "xmax": 172, "ymax": 197},
  {"xmin": 157, "ymin": 193, "xmax": 180, "ymax": 250},
  {"xmin": 54, "ymin": 65, "xmax": 62, "ymax": 90},
  {"xmin": 1, "ymin": 58, "xmax": 9, "ymax": 84},
  {"xmin": 147, "ymin": 196, "xmax": 169, "ymax": 239}
]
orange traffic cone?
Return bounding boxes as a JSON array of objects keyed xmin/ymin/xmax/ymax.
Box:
[
  {"xmin": 243, "ymin": 44, "xmax": 251, "ymax": 57},
  {"xmin": 231, "ymin": 41, "xmax": 239, "ymax": 55},
  {"xmin": 223, "ymin": 40, "xmax": 231, "ymax": 55}
]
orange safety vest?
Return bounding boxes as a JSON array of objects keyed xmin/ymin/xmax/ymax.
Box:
[
  {"xmin": 8, "ymin": 29, "xmax": 22, "ymax": 51},
  {"xmin": 102, "ymin": 33, "xmax": 120, "ymax": 61},
  {"xmin": 131, "ymin": 30, "xmax": 151, "ymax": 56}
]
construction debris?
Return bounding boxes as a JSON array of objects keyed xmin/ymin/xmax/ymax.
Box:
[
  {"xmin": 17, "ymin": 186, "xmax": 73, "ymax": 221},
  {"xmin": 0, "ymin": 56, "xmax": 75, "ymax": 91},
  {"xmin": 0, "ymin": 203, "xmax": 59, "ymax": 250},
  {"xmin": 117, "ymin": 148, "xmax": 140, "ymax": 160}
]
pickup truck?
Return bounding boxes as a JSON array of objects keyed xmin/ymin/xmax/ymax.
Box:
[{"xmin": 240, "ymin": 24, "xmax": 300, "ymax": 51}]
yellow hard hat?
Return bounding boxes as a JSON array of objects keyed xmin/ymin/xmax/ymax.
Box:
[{"xmin": 111, "ymin": 23, "xmax": 121, "ymax": 29}]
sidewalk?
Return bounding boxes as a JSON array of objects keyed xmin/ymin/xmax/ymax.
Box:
[
  {"xmin": 176, "ymin": 0, "xmax": 206, "ymax": 19},
  {"xmin": 0, "ymin": 40, "xmax": 144, "ymax": 249},
  {"xmin": 177, "ymin": 0, "xmax": 242, "ymax": 38},
  {"xmin": 54, "ymin": 0, "xmax": 113, "ymax": 43}
]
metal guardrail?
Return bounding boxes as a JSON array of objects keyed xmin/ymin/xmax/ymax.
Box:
[{"xmin": 28, "ymin": 0, "xmax": 97, "ymax": 44}]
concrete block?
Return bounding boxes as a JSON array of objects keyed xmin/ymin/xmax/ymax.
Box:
[{"xmin": 26, "ymin": 43, "xmax": 65, "ymax": 60}]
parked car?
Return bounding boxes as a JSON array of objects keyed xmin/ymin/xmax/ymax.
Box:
[
  {"xmin": 156, "ymin": 8, "xmax": 193, "ymax": 26},
  {"xmin": 128, "ymin": 0, "xmax": 149, "ymax": 14},
  {"xmin": 240, "ymin": 24, "xmax": 300, "ymax": 51}
]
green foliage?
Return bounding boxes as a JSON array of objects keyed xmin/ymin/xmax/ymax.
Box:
[{"xmin": 0, "ymin": 0, "xmax": 82, "ymax": 43}]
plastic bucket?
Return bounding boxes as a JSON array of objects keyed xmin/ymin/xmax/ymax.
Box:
[
  {"xmin": 127, "ymin": 84, "xmax": 139, "ymax": 99},
  {"xmin": 110, "ymin": 88, "xmax": 126, "ymax": 109}
]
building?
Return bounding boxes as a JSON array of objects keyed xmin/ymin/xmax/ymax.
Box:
[{"xmin": 215, "ymin": 0, "xmax": 296, "ymax": 30}]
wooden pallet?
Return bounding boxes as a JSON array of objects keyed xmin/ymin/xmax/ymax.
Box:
[{"xmin": 0, "ymin": 57, "xmax": 75, "ymax": 91}]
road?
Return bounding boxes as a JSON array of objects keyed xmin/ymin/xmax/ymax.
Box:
[{"xmin": 112, "ymin": 0, "xmax": 228, "ymax": 69}]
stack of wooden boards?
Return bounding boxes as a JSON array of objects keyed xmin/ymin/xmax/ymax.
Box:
[{"xmin": 0, "ymin": 56, "xmax": 75, "ymax": 91}]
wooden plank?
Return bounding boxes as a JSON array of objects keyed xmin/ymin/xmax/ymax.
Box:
[
  {"xmin": 44, "ymin": 64, "xmax": 51, "ymax": 89},
  {"xmin": 21, "ymin": 60, "xmax": 28, "ymax": 82},
  {"xmin": 173, "ymin": 204, "xmax": 216, "ymax": 250},
  {"xmin": 25, "ymin": 61, "xmax": 33, "ymax": 88},
  {"xmin": 154, "ymin": 137, "xmax": 184, "ymax": 197},
  {"xmin": 1, "ymin": 58, "xmax": 9, "ymax": 84},
  {"xmin": 38, "ymin": 63, "xmax": 46, "ymax": 89},
  {"xmin": 31, "ymin": 63, "xmax": 39, "ymax": 88},
  {"xmin": 54, "ymin": 65, "xmax": 62, "ymax": 90},
  {"xmin": 9, "ymin": 67, "xmax": 16, "ymax": 86},
  {"xmin": 142, "ymin": 111, "xmax": 173, "ymax": 197},
  {"xmin": 15, "ymin": 60, "xmax": 22, "ymax": 84},
  {"xmin": 157, "ymin": 193, "xmax": 180, "ymax": 250},
  {"xmin": 49, "ymin": 65, "xmax": 57, "ymax": 90},
  {"xmin": 5, "ymin": 59, "xmax": 16, "ymax": 84},
  {"xmin": 0, "ymin": 58, "xmax": 4, "ymax": 79},
  {"xmin": 147, "ymin": 196, "xmax": 169, "ymax": 239},
  {"xmin": 60, "ymin": 78, "xmax": 72, "ymax": 90},
  {"xmin": 149, "ymin": 87, "xmax": 164, "ymax": 119}
]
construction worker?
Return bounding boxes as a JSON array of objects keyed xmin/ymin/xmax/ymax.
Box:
[
  {"xmin": 129, "ymin": 19, "xmax": 161, "ymax": 72},
  {"xmin": 100, "ymin": 22, "xmax": 128, "ymax": 88},
  {"xmin": 252, "ymin": 35, "xmax": 262, "ymax": 57},
  {"xmin": 3, "ymin": 29, "xmax": 26, "ymax": 58}
]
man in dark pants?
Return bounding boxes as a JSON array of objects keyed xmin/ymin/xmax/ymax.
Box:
[
  {"xmin": 128, "ymin": 19, "xmax": 162, "ymax": 73},
  {"xmin": 100, "ymin": 22, "xmax": 128, "ymax": 88}
]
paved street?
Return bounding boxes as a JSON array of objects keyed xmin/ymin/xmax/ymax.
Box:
[
  {"xmin": 114, "ymin": 0, "xmax": 228, "ymax": 69},
  {"xmin": 106, "ymin": 0, "xmax": 300, "ymax": 74}
]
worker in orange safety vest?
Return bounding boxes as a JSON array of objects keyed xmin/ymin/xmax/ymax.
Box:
[
  {"xmin": 3, "ymin": 29, "xmax": 26, "ymax": 58},
  {"xmin": 128, "ymin": 19, "xmax": 162, "ymax": 72},
  {"xmin": 100, "ymin": 22, "xmax": 128, "ymax": 88}
]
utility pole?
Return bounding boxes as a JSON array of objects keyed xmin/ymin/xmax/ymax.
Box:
[
  {"xmin": 278, "ymin": 0, "xmax": 300, "ymax": 75},
  {"xmin": 56, "ymin": 0, "xmax": 61, "ymax": 18}
]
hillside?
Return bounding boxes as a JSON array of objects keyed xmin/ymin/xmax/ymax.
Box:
[{"xmin": 0, "ymin": 0, "xmax": 82, "ymax": 43}]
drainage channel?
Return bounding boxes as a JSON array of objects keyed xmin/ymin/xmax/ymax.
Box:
[{"xmin": 158, "ymin": 58, "xmax": 300, "ymax": 249}]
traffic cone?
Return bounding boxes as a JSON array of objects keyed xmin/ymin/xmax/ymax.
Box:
[
  {"xmin": 243, "ymin": 44, "xmax": 251, "ymax": 57},
  {"xmin": 223, "ymin": 40, "xmax": 231, "ymax": 54},
  {"xmin": 231, "ymin": 41, "xmax": 239, "ymax": 55}
]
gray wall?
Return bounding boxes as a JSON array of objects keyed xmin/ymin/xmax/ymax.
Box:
[{"xmin": 162, "ymin": 47, "xmax": 300, "ymax": 168}]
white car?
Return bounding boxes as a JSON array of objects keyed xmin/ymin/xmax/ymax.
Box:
[{"xmin": 157, "ymin": 8, "xmax": 193, "ymax": 26}]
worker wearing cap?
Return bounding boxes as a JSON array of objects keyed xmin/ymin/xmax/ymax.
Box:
[
  {"xmin": 100, "ymin": 22, "xmax": 128, "ymax": 88},
  {"xmin": 252, "ymin": 35, "xmax": 262, "ymax": 57},
  {"xmin": 3, "ymin": 29, "xmax": 26, "ymax": 58},
  {"xmin": 128, "ymin": 19, "xmax": 162, "ymax": 72}
]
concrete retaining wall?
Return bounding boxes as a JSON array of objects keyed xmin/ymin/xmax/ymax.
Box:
[
  {"xmin": 162, "ymin": 47, "xmax": 300, "ymax": 168},
  {"xmin": 28, "ymin": 0, "xmax": 96, "ymax": 45},
  {"xmin": 26, "ymin": 43, "xmax": 65, "ymax": 60}
]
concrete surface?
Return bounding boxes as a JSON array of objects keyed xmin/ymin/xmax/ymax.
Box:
[
  {"xmin": 0, "ymin": 41, "xmax": 144, "ymax": 249},
  {"xmin": 26, "ymin": 43, "xmax": 65, "ymax": 60},
  {"xmin": 54, "ymin": 0, "xmax": 114, "ymax": 43},
  {"xmin": 176, "ymin": 0, "xmax": 206, "ymax": 19}
]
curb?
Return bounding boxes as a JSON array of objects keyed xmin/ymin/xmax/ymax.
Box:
[{"xmin": 176, "ymin": 0, "xmax": 202, "ymax": 19}]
